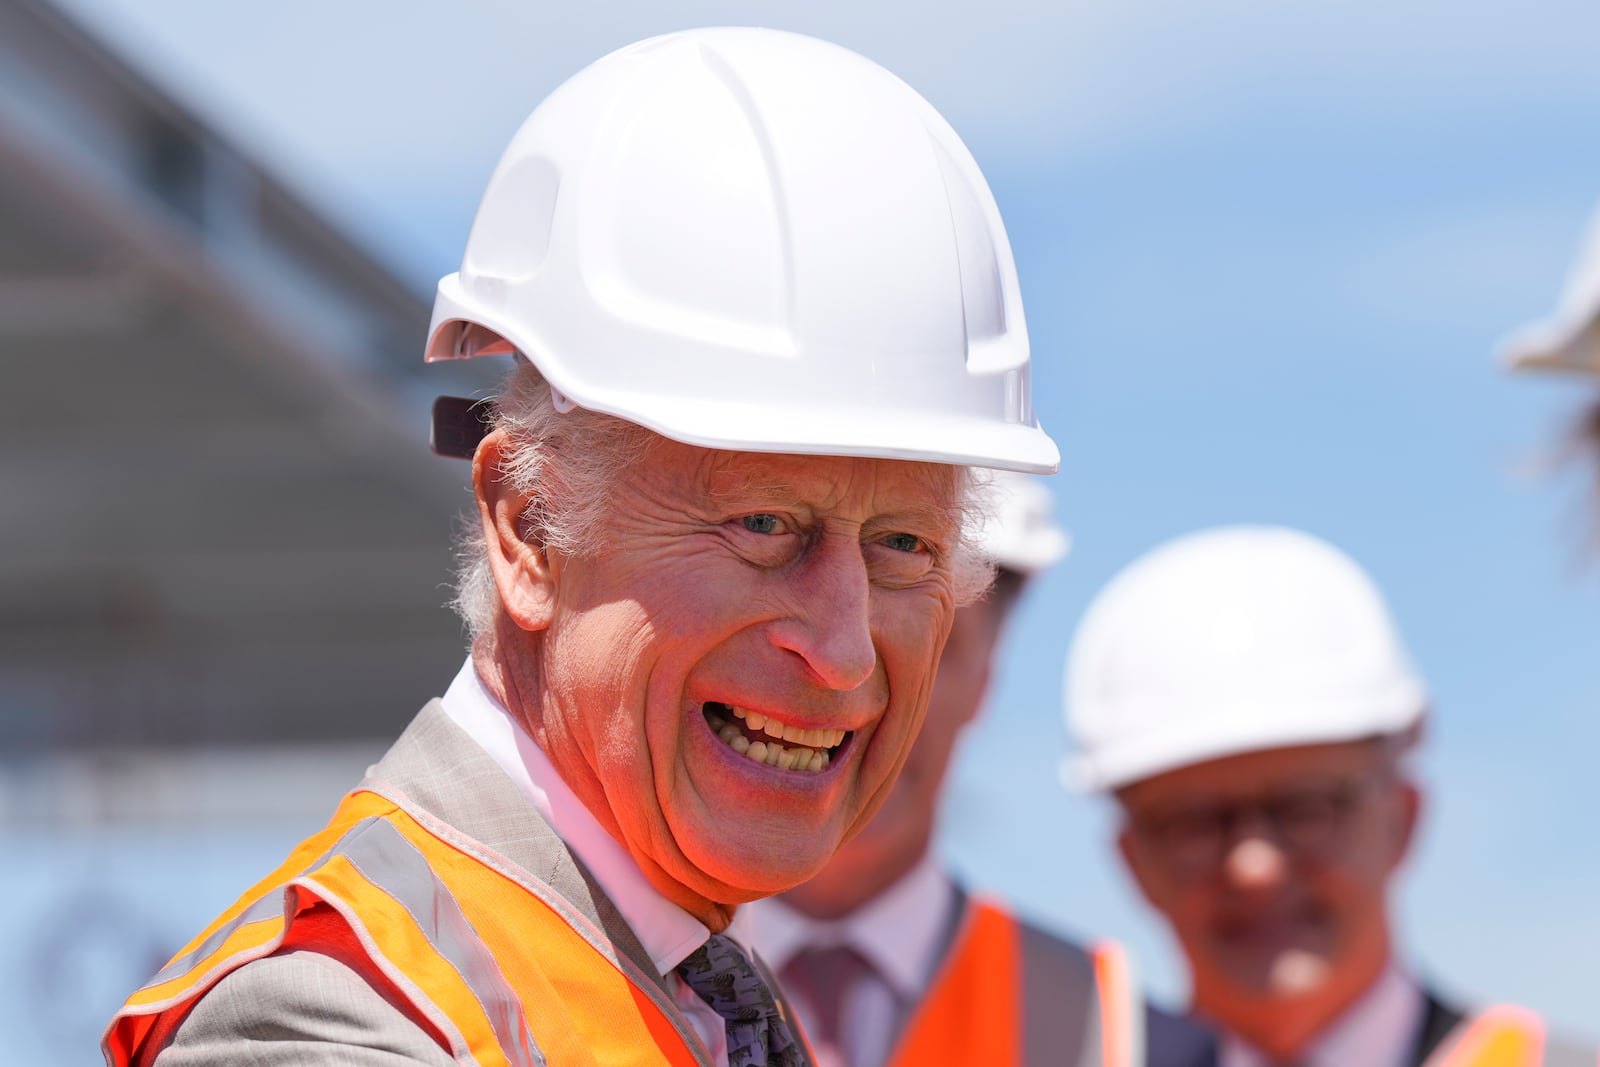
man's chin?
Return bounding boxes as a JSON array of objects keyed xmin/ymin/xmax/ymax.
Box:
[
  {"xmin": 1265, "ymin": 949, "xmax": 1333, "ymax": 997},
  {"xmin": 1216, "ymin": 946, "xmax": 1335, "ymax": 1000},
  {"xmin": 674, "ymin": 829, "xmax": 843, "ymax": 904}
]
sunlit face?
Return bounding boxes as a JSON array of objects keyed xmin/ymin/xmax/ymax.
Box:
[
  {"xmin": 1116, "ymin": 740, "xmax": 1418, "ymax": 1023},
  {"xmin": 780, "ymin": 590, "xmax": 1008, "ymax": 916},
  {"xmin": 527, "ymin": 440, "xmax": 965, "ymax": 915}
]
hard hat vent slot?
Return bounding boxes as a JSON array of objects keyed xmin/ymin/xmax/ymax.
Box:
[
  {"xmin": 929, "ymin": 135, "xmax": 1013, "ymax": 371},
  {"xmin": 464, "ymin": 155, "xmax": 560, "ymax": 283}
]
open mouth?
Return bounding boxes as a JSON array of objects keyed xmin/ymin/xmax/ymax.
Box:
[{"xmin": 702, "ymin": 701, "xmax": 851, "ymax": 774}]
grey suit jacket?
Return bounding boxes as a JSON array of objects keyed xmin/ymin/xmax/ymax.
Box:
[{"xmin": 142, "ymin": 701, "xmax": 796, "ymax": 1067}]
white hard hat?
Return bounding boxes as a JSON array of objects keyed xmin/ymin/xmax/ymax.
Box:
[
  {"xmin": 1062, "ymin": 526, "xmax": 1427, "ymax": 791},
  {"xmin": 1501, "ymin": 204, "xmax": 1600, "ymax": 376},
  {"xmin": 425, "ymin": 28, "xmax": 1058, "ymax": 474},
  {"xmin": 970, "ymin": 470, "xmax": 1070, "ymax": 575}
]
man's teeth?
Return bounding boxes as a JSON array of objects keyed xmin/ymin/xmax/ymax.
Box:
[
  {"xmin": 728, "ymin": 706, "xmax": 845, "ymax": 749},
  {"xmin": 708, "ymin": 706, "xmax": 839, "ymax": 773}
]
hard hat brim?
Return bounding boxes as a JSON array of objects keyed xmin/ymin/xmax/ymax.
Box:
[
  {"xmin": 1062, "ymin": 683, "xmax": 1428, "ymax": 793},
  {"xmin": 427, "ymin": 282, "xmax": 1061, "ymax": 474}
]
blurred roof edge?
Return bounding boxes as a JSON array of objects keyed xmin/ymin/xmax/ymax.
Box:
[
  {"xmin": 0, "ymin": 0, "xmax": 496, "ymax": 752},
  {"xmin": 0, "ymin": 0, "xmax": 468, "ymax": 449}
]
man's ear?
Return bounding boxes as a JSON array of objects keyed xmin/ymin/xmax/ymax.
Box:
[
  {"xmin": 1388, "ymin": 778, "xmax": 1423, "ymax": 874},
  {"xmin": 1116, "ymin": 822, "xmax": 1164, "ymax": 910},
  {"xmin": 473, "ymin": 429, "xmax": 557, "ymax": 632},
  {"xmin": 1384, "ymin": 717, "xmax": 1426, "ymax": 873}
]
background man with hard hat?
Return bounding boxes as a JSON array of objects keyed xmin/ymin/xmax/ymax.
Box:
[
  {"xmin": 103, "ymin": 28, "xmax": 1059, "ymax": 1067},
  {"xmin": 1063, "ymin": 526, "xmax": 1596, "ymax": 1067},
  {"xmin": 741, "ymin": 474, "xmax": 1217, "ymax": 1067}
]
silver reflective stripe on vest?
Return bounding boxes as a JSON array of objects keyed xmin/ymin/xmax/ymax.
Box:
[
  {"xmin": 146, "ymin": 824, "xmax": 371, "ymax": 990},
  {"xmin": 136, "ymin": 814, "xmax": 543, "ymax": 1067},
  {"xmin": 146, "ymin": 890, "xmax": 287, "ymax": 989},
  {"xmin": 358, "ymin": 770, "xmax": 716, "ymax": 1067},
  {"xmin": 332, "ymin": 816, "xmax": 544, "ymax": 1067},
  {"xmin": 1017, "ymin": 922, "xmax": 1101, "ymax": 1067}
]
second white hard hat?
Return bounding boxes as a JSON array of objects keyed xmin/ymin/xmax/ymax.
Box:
[
  {"xmin": 425, "ymin": 27, "xmax": 1057, "ymax": 474},
  {"xmin": 970, "ymin": 471, "xmax": 1070, "ymax": 575},
  {"xmin": 1062, "ymin": 526, "xmax": 1427, "ymax": 791},
  {"xmin": 1501, "ymin": 203, "xmax": 1600, "ymax": 376}
]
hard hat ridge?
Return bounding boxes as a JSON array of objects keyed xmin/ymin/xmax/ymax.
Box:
[{"xmin": 426, "ymin": 27, "xmax": 1058, "ymax": 473}]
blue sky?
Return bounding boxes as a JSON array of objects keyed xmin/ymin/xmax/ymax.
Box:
[{"xmin": 52, "ymin": 0, "xmax": 1600, "ymax": 1037}]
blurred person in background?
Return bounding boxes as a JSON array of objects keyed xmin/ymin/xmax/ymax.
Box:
[
  {"xmin": 741, "ymin": 473, "xmax": 1217, "ymax": 1067},
  {"xmin": 1501, "ymin": 202, "xmax": 1600, "ymax": 521},
  {"xmin": 1063, "ymin": 526, "xmax": 1596, "ymax": 1067},
  {"xmin": 102, "ymin": 28, "xmax": 1064, "ymax": 1067}
]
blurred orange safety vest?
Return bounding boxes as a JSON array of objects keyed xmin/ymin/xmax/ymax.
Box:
[
  {"xmin": 1423, "ymin": 1005, "xmax": 1598, "ymax": 1067},
  {"xmin": 103, "ymin": 788, "xmax": 709, "ymax": 1066},
  {"xmin": 886, "ymin": 898, "xmax": 1139, "ymax": 1067}
]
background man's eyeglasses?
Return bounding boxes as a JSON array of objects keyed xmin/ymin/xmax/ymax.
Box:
[{"xmin": 1126, "ymin": 776, "xmax": 1384, "ymax": 877}]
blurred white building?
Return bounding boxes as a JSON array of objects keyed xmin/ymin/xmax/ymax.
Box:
[{"xmin": 0, "ymin": 1, "xmax": 491, "ymax": 1057}]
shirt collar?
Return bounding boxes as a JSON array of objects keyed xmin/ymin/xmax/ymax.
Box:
[
  {"xmin": 439, "ymin": 657, "xmax": 711, "ymax": 976},
  {"xmin": 1218, "ymin": 961, "xmax": 1424, "ymax": 1067},
  {"xmin": 737, "ymin": 853, "xmax": 957, "ymax": 1000}
]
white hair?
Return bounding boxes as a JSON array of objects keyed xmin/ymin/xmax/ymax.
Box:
[
  {"xmin": 451, "ymin": 363, "xmax": 656, "ymax": 636},
  {"xmin": 451, "ymin": 362, "xmax": 994, "ymax": 637}
]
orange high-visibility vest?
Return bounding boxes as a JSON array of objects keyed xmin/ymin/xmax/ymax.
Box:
[
  {"xmin": 886, "ymin": 897, "xmax": 1139, "ymax": 1067},
  {"xmin": 1423, "ymin": 1004, "xmax": 1598, "ymax": 1067},
  {"xmin": 104, "ymin": 787, "xmax": 709, "ymax": 1067}
]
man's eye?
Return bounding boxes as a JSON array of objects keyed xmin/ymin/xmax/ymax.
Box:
[
  {"xmin": 883, "ymin": 532, "xmax": 924, "ymax": 553},
  {"xmin": 740, "ymin": 513, "xmax": 784, "ymax": 535}
]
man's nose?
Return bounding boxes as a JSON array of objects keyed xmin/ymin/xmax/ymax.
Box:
[
  {"xmin": 1222, "ymin": 818, "xmax": 1290, "ymax": 890},
  {"xmin": 767, "ymin": 532, "xmax": 878, "ymax": 691}
]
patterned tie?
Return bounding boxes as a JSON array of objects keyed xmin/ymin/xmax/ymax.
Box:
[{"xmin": 677, "ymin": 933, "xmax": 803, "ymax": 1067}]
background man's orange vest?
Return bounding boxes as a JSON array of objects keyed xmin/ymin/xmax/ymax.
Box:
[{"xmin": 883, "ymin": 896, "xmax": 1138, "ymax": 1067}]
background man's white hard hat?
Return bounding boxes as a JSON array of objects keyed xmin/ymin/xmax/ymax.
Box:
[
  {"xmin": 1501, "ymin": 203, "xmax": 1600, "ymax": 376},
  {"xmin": 1062, "ymin": 525, "xmax": 1428, "ymax": 792},
  {"xmin": 426, "ymin": 27, "xmax": 1058, "ymax": 474},
  {"xmin": 971, "ymin": 470, "xmax": 1070, "ymax": 575}
]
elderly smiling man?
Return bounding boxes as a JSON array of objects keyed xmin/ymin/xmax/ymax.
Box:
[{"xmin": 104, "ymin": 28, "xmax": 1057, "ymax": 1067}]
